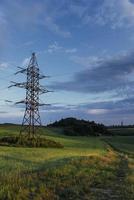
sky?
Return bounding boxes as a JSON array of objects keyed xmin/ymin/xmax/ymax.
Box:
[{"xmin": 1, "ymin": 0, "xmax": 134, "ymax": 125}]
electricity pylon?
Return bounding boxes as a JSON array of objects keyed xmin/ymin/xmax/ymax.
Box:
[{"xmin": 9, "ymin": 53, "xmax": 51, "ymax": 139}]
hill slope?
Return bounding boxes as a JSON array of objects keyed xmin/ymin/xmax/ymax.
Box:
[{"xmin": 48, "ymin": 117, "xmax": 109, "ymax": 136}]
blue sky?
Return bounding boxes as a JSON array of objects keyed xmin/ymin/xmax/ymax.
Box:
[{"xmin": 1, "ymin": 0, "xmax": 134, "ymax": 125}]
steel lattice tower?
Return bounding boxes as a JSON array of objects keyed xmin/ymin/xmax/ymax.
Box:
[{"xmin": 9, "ymin": 53, "xmax": 51, "ymax": 139}]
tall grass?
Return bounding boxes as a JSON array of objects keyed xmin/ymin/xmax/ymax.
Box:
[{"xmin": 0, "ymin": 125, "xmax": 134, "ymax": 199}]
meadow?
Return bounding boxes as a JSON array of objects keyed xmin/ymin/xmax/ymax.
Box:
[
  {"xmin": 103, "ymin": 128, "xmax": 134, "ymax": 200},
  {"xmin": 104, "ymin": 136, "xmax": 134, "ymax": 155},
  {"xmin": 0, "ymin": 125, "xmax": 134, "ymax": 199}
]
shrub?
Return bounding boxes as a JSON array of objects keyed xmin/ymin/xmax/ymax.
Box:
[{"xmin": 0, "ymin": 136, "xmax": 63, "ymax": 148}]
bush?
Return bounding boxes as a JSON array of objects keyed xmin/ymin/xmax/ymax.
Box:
[{"xmin": 0, "ymin": 136, "xmax": 64, "ymax": 148}]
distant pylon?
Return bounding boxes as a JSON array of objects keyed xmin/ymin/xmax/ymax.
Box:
[
  {"xmin": 9, "ymin": 53, "xmax": 51, "ymax": 138},
  {"xmin": 121, "ymin": 121, "xmax": 124, "ymax": 127}
]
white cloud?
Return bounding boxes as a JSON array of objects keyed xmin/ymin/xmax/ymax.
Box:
[
  {"xmin": 44, "ymin": 16, "xmax": 71, "ymax": 38},
  {"xmin": 65, "ymin": 48, "xmax": 77, "ymax": 53},
  {"xmin": 19, "ymin": 41, "xmax": 35, "ymax": 48},
  {"xmin": 47, "ymin": 41, "xmax": 63, "ymax": 53},
  {"xmin": 71, "ymin": 55, "xmax": 106, "ymax": 68},
  {"xmin": 46, "ymin": 42, "xmax": 77, "ymax": 54},
  {"xmin": 94, "ymin": 0, "xmax": 134, "ymax": 28},
  {"xmin": 0, "ymin": 62, "xmax": 9, "ymax": 69},
  {"xmin": 22, "ymin": 57, "xmax": 30, "ymax": 66},
  {"xmin": 69, "ymin": 4, "xmax": 86, "ymax": 18},
  {"xmin": 0, "ymin": 111, "xmax": 24, "ymax": 118},
  {"xmin": 1, "ymin": 1, "xmax": 71, "ymax": 38},
  {"xmin": 68, "ymin": 0, "xmax": 134, "ymax": 29},
  {"xmin": 87, "ymin": 109, "xmax": 109, "ymax": 115}
]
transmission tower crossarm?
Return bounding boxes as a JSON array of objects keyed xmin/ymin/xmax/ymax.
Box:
[
  {"xmin": 15, "ymin": 100, "xmax": 26, "ymax": 104},
  {"xmin": 8, "ymin": 81, "xmax": 27, "ymax": 88},
  {"xmin": 5, "ymin": 100, "xmax": 13, "ymax": 103},
  {"xmin": 17, "ymin": 66, "xmax": 26, "ymax": 70},
  {"xmin": 39, "ymin": 86, "xmax": 53, "ymax": 94},
  {"xmin": 39, "ymin": 75, "xmax": 51, "ymax": 79},
  {"xmin": 39, "ymin": 103, "xmax": 51, "ymax": 106},
  {"xmin": 15, "ymin": 68, "xmax": 27, "ymax": 75}
]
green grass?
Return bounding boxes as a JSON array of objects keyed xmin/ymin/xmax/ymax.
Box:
[
  {"xmin": 0, "ymin": 125, "xmax": 134, "ymax": 199},
  {"xmin": 103, "ymin": 134, "xmax": 134, "ymax": 200},
  {"xmin": 109, "ymin": 127, "xmax": 134, "ymax": 136},
  {"xmin": 0, "ymin": 126, "xmax": 107, "ymax": 174},
  {"xmin": 0, "ymin": 152, "xmax": 118, "ymax": 200},
  {"xmin": 103, "ymin": 136, "xmax": 134, "ymax": 155}
]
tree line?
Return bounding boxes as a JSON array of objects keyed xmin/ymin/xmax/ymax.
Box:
[{"xmin": 48, "ymin": 118, "xmax": 110, "ymax": 136}]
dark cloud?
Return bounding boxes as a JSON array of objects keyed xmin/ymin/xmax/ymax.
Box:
[
  {"xmin": 0, "ymin": 111, "xmax": 8, "ymax": 114},
  {"xmin": 48, "ymin": 51, "xmax": 134, "ymax": 94},
  {"xmin": 33, "ymin": 96, "xmax": 134, "ymax": 125},
  {"xmin": 2, "ymin": 96, "xmax": 134, "ymax": 125},
  {"xmin": 78, "ymin": 97, "xmax": 134, "ymax": 110}
]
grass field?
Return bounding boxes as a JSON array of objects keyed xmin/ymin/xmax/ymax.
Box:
[
  {"xmin": 103, "ymin": 131, "xmax": 134, "ymax": 200},
  {"xmin": 0, "ymin": 125, "xmax": 134, "ymax": 199},
  {"xmin": 104, "ymin": 136, "xmax": 134, "ymax": 155},
  {"xmin": 109, "ymin": 127, "xmax": 134, "ymax": 136}
]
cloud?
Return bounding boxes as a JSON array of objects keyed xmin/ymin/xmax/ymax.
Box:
[
  {"xmin": 94, "ymin": 0, "xmax": 134, "ymax": 28},
  {"xmin": 22, "ymin": 57, "xmax": 30, "ymax": 66},
  {"xmin": 40, "ymin": 97, "xmax": 134, "ymax": 114},
  {"xmin": 0, "ymin": 9, "xmax": 8, "ymax": 49},
  {"xmin": 40, "ymin": 103, "xmax": 77, "ymax": 113},
  {"xmin": 66, "ymin": 0, "xmax": 134, "ymax": 29},
  {"xmin": 87, "ymin": 109, "xmax": 109, "ymax": 115},
  {"xmin": 44, "ymin": 17, "xmax": 71, "ymax": 38},
  {"xmin": 0, "ymin": 62, "xmax": 9, "ymax": 69},
  {"xmin": 71, "ymin": 55, "xmax": 106, "ymax": 68},
  {"xmin": 1, "ymin": 1, "xmax": 71, "ymax": 38},
  {"xmin": 1, "ymin": 0, "xmax": 134, "ymax": 48},
  {"xmin": 38, "ymin": 96, "xmax": 134, "ymax": 125},
  {"xmin": 47, "ymin": 42, "xmax": 63, "ymax": 53},
  {"xmin": 16, "ymin": 41, "xmax": 35, "ymax": 49},
  {"xmin": 48, "ymin": 51, "xmax": 134, "ymax": 94},
  {"xmin": 0, "ymin": 111, "xmax": 24, "ymax": 118},
  {"xmin": 46, "ymin": 41, "xmax": 77, "ymax": 54},
  {"xmin": 0, "ymin": 111, "xmax": 8, "ymax": 114},
  {"xmin": 65, "ymin": 48, "xmax": 77, "ymax": 53},
  {"xmin": 5, "ymin": 94, "xmax": 134, "ymax": 125}
]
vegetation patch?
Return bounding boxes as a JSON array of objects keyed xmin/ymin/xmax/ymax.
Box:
[
  {"xmin": 0, "ymin": 126, "xmax": 133, "ymax": 199},
  {"xmin": 0, "ymin": 150, "xmax": 133, "ymax": 200},
  {"xmin": 48, "ymin": 117, "xmax": 110, "ymax": 136},
  {"xmin": 109, "ymin": 127, "xmax": 134, "ymax": 136},
  {"xmin": 0, "ymin": 136, "xmax": 64, "ymax": 148},
  {"xmin": 103, "ymin": 136, "xmax": 134, "ymax": 156}
]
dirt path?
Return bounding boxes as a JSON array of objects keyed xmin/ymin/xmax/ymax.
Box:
[
  {"xmin": 112, "ymin": 155, "xmax": 129, "ymax": 200},
  {"xmin": 90, "ymin": 154, "xmax": 133, "ymax": 200}
]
